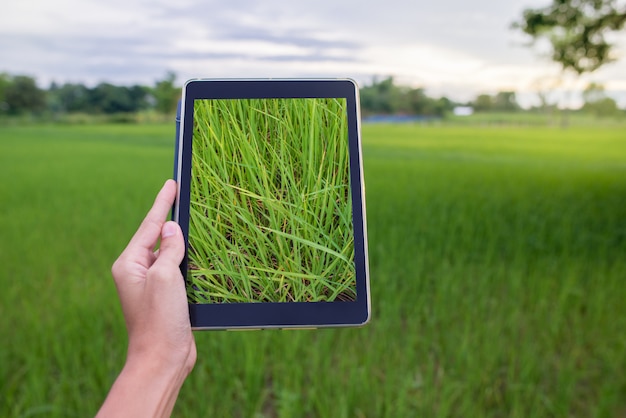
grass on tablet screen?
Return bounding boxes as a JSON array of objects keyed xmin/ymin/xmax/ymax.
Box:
[{"xmin": 188, "ymin": 97, "xmax": 356, "ymax": 303}]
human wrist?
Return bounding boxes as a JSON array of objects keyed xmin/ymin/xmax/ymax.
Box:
[
  {"xmin": 125, "ymin": 342, "xmax": 194, "ymax": 384},
  {"xmin": 115, "ymin": 354, "xmax": 188, "ymax": 416},
  {"xmin": 96, "ymin": 352, "xmax": 191, "ymax": 418}
]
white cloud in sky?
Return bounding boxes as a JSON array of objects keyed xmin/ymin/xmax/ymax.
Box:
[{"xmin": 1, "ymin": 0, "xmax": 625, "ymax": 106}]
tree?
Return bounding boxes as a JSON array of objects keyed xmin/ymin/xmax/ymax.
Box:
[
  {"xmin": 581, "ymin": 81, "xmax": 620, "ymax": 116},
  {"xmin": 88, "ymin": 83, "xmax": 134, "ymax": 113},
  {"xmin": 46, "ymin": 82, "xmax": 149, "ymax": 114},
  {"xmin": 582, "ymin": 81, "xmax": 606, "ymax": 103},
  {"xmin": 493, "ymin": 91, "xmax": 521, "ymax": 112},
  {"xmin": 402, "ymin": 88, "xmax": 454, "ymax": 116},
  {"xmin": 0, "ymin": 73, "xmax": 10, "ymax": 113},
  {"xmin": 473, "ymin": 94, "xmax": 494, "ymax": 112},
  {"xmin": 128, "ymin": 85, "xmax": 150, "ymax": 112},
  {"xmin": 3, "ymin": 75, "xmax": 46, "ymax": 115},
  {"xmin": 56, "ymin": 83, "xmax": 91, "ymax": 113},
  {"xmin": 359, "ymin": 77, "xmax": 453, "ymax": 117},
  {"xmin": 153, "ymin": 71, "xmax": 180, "ymax": 114},
  {"xmin": 359, "ymin": 76, "xmax": 400, "ymax": 114},
  {"xmin": 513, "ymin": 0, "xmax": 626, "ymax": 75},
  {"xmin": 472, "ymin": 91, "xmax": 521, "ymax": 112}
]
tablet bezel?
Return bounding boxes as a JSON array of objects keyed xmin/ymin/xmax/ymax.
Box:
[{"xmin": 175, "ymin": 79, "xmax": 370, "ymax": 330}]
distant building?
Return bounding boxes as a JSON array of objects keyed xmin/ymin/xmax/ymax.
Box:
[{"xmin": 453, "ymin": 106, "xmax": 474, "ymax": 116}]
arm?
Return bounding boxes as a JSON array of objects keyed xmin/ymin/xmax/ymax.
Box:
[{"xmin": 97, "ymin": 180, "xmax": 197, "ymax": 418}]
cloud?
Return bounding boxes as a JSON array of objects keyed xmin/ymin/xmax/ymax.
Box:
[{"xmin": 1, "ymin": 0, "xmax": 625, "ymax": 102}]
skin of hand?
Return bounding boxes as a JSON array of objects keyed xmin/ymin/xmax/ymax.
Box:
[{"xmin": 97, "ymin": 179, "xmax": 197, "ymax": 418}]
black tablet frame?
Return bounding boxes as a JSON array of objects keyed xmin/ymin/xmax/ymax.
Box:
[{"xmin": 175, "ymin": 79, "xmax": 370, "ymax": 329}]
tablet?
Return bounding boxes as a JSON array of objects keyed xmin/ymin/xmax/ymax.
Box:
[{"xmin": 174, "ymin": 79, "xmax": 370, "ymax": 329}]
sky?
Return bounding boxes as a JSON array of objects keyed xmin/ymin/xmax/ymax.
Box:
[{"xmin": 2, "ymin": 0, "xmax": 626, "ymax": 108}]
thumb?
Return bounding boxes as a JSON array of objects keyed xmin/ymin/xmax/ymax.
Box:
[{"xmin": 154, "ymin": 221, "xmax": 185, "ymax": 268}]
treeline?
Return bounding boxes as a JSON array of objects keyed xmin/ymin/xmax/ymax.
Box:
[
  {"xmin": 0, "ymin": 73, "xmax": 496, "ymax": 119},
  {"xmin": 472, "ymin": 91, "xmax": 520, "ymax": 112},
  {"xmin": 359, "ymin": 77, "xmax": 534, "ymax": 116},
  {"xmin": 361, "ymin": 77, "xmax": 623, "ymax": 117},
  {"xmin": 359, "ymin": 77, "xmax": 455, "ymax": 117},
  {"xmin": 1, "ymin": 72, "xmax": 622, "ymax": 120},
  {"xmin": 0, "ymin": 72, "xmax": 180, "ymax": 117},
  {"xmin": 2, "ymin": 73, "xmax": 453, "ymax": 118}
]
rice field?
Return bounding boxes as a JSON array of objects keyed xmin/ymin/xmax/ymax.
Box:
[
  {"xmin": 0, "ymin": 120, "xmax": 625, "ymax": 417},
  {"xmin": 187, "ymin": 98, "xmax": 355, "ymax": 303}
]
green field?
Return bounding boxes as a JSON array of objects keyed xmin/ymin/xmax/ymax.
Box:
[
  {"xmin": 1, "ymin": 122, "xmax": 625, "ymax": 417},
  {"xmin": 189, "ymin": 98, "xmax": 354, "ymax": 303}
]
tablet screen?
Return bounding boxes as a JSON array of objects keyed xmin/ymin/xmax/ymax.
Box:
[
  {"xmin": 176, "ymin": 79, "xmax": 369, "ymax": 328},
  {"xmin": 187, "ymin": 97, "xmax": 356, "ymax": 303}
]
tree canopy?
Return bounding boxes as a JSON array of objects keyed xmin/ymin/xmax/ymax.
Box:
[
  {"xmin": 153, "ymin": 71, "xmax": 179, "ymax": 114},
  {"xmin": 1, "ymin": 74, "xmax": 46, "ymax": 115},
  {"xmin": 472, "ymin": 91, "xmax": 521, "ymax": 112},
  {"xmin": 514, "ymin": 0, "xmax": 626, "ymax": 74},
  {"xmin": 0, "ymin": 72, "xmax": 180, "ymax": 117},
  {"xmin": 581, "ymin": 81, "xmax": 620, "ymax": 116},
  {"xmin": 359, "ymin": 77, "xmax": 454, "ymax": 117}
]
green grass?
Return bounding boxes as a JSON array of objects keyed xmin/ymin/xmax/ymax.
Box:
[
  {"xmin": 445, "ymin": 110, "xmax": 626, "ymax": 127},
  {"xmin": 1, "ymin": 122, "xmax": 625, "ymax": 417},
  {"xmin": 188, "ymin": 98, "xmax": 355, "ymax": 303}
]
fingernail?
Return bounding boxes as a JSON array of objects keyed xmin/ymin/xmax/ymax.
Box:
[{"xmin": 162, "ymin": 222, "xmax": 177, "ymax": 238}]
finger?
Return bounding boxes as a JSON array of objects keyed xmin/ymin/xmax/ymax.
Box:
[
  {"xmin": 127, "ymin": 179, "xmax": 178, "ymax": 252},
  {"xmin": 153, "ymin": 221, "xmax": 185, "ymax": 269},
  {"xmin": 146, "ymin": 222, "xmax": 190, "ymax": 337}
]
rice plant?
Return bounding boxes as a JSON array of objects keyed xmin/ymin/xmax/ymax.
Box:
[{"xmin": 187, "ymin": 97, "xmax": 356, "ymax": 303}]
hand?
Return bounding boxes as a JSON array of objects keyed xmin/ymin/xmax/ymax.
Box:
[{"xmin": 97, "ymin": 179, "xmax": 196, "ymax": 418}]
